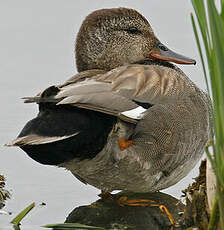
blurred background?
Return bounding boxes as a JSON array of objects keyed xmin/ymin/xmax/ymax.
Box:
[{"xmin": 0, "ymin": 0, "xmax": 206, "ymax": 229}]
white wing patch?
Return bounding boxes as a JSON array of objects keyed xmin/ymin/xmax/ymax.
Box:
[{"xmin": 121, "ymin": 106, "xmax": 146, "ymax": 120}]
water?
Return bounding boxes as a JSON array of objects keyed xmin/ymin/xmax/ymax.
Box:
[{"xmin": 0, "ymin": 1, "xmax": 206, "ymax": 229}]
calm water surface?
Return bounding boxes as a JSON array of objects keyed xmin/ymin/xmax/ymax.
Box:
[{"xmin": 0, "ymin": 1, "xmax": 206, "ymax": 229}]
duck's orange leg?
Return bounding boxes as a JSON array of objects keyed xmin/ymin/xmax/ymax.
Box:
[
  {"xmin": 99, "ymin": 192, "xmax": 176, "ymax": 226},
  {"xmin": 118, "ymin": 196, "xmax": 176, "ymax": 225},
  {"xmin": 118, "ymin": 196, "xmax": 156, "ymax": 207},
  {"xmin": 153, "ymin": 204, "xmax": 176, "ymax": 226}
]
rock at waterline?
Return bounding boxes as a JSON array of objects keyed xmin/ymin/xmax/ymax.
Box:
[{"xmin": 65, "ymin": 191, "xmax": 185, "ymax": 230}]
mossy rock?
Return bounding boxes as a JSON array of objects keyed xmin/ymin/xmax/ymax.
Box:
[{"xmin": 65, "ymin": 191, "xmax": 185, "ymax": 230}]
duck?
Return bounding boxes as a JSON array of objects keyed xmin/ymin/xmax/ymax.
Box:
[{"xmin": 9, "ymin": 8, "xmax": 211, "ymax": 193}]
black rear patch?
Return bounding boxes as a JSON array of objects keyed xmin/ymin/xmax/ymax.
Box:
[
  {"xmin": 18, "ymin": 105, "xmax": 116, "ymax": 165},
  {"xmin": 41, "ymin": 86, "xmax": 60, "ymax": 97}
]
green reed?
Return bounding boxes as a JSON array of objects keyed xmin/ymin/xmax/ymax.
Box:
[{"xmin": 191, "ymin": 0, "xmax": 224, "ymax": 228}]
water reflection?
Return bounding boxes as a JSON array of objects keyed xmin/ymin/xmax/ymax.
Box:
[{"xmin": 63, "ymin": 191, "xmax": 184, "ymax": 230}]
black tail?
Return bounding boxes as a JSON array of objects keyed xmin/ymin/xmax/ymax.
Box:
[{"xmin": 18, "ymin": 104, "xmax": 116, "ymax": 165}]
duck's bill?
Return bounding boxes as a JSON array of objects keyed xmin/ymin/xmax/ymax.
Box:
[{"xmin": 149, "ymin": 42, "xmax": 196, "ymax": 65}]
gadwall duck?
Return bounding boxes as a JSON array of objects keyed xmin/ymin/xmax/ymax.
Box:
[{"xmin": 9, "ymin": 8, "xmax": 211, "ymax": 193}]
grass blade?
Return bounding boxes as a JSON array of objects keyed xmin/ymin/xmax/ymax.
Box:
[
  {"xmin": 10, "ymin": 202, "xmax": 35, "ymax": 225},
  {"xmin": 13, "ymin": 225, "xmax": 21, "ymax": 230},
  {"xmin": 191, "ymin": 0, "xmax": 224, "ymax": 228},
  {"xmin": 208, "ymin": 195, "xmax": 220, "ymax": 230},
  {"xmin": 221, "ymin": 0, "xmax": 224, "ymax": 20},
  {"xmin": 207, "ymin": 0, "xmax": 224, "ymax": 191},
  {"xmin": 190, "ymin": 13, "xmax": 210, "ymax": 95},
  {"xmin": 191, "ymin": 0, "xmax": 211, "ymax": 57},
  {"xmin": 43, "ymin": 223, "xmax": 105, "ymax": 230}
]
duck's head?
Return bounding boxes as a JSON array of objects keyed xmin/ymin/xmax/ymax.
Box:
[{"xmin": 75, "ymin": 8, "xmax": 196, "ymax": 72}]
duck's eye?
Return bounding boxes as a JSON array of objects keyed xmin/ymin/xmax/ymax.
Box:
[
  {"xmin": 158, "ymin": 44, "xmax": 168, "ymax": 51},
  {"xmin": 125, "ymin": 27, "xmax": 141, "ymax": 34}
]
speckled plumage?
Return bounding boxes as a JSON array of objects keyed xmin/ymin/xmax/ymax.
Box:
[
  {"xmin": 9, "ymin": 8, "xmax": 211, "ymax": 193},
  {"xmin": 76, "ymin": 8, "xmax": 157, "ymax": 72},
  {"xmin": 58, "ymin": 63, "xmax": 211, "ymax": 192}
]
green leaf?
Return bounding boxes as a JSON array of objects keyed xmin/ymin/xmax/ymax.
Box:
[
  {"xmin": 13, "ymin": 224, "xmax": 21, "ymax": 230},
  {"xmin": 10, "ymin": 202, "xmax": 35, "ymax": 225},
  {"xmin": 221, "ymin": 0, "xmax": 224, "ymax": 20},
  {"xmin": 191, "ymin": 0, "xmax": 211, "ymax": 57},
  {"xmin": 191, "ymin": 0, "xmax": 224, "ymax": 228},
  {"xmin": 42, "ymin": 223, "xmax": 105, "ymax": 230},
  {"xmin": 208, "ymin": 195, "xmax": 220, "ymax": 230},
  {"xmin": 190, "ymin": 13, "xmax": 210, "ymax": 96},
  {"xmin": 207, "ymin": 0, "xmax": 224, "ymax": 132}
]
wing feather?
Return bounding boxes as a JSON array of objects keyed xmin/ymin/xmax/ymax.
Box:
[
  {"xmin": 6, "ymin": 132, "xmax": 79, "ymax": 146},
  {"xmin": 22, "ymin": 64, "xmax": 192, "ymax": 123}
]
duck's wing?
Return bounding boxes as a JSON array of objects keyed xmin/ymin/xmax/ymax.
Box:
[
  {"xmin": 23, "ymin": 64, "xmax": 191, "ymax": 124},
  {"xmin": 93, "ymin": 64, "xmax": 192, "ymax": 103}
]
